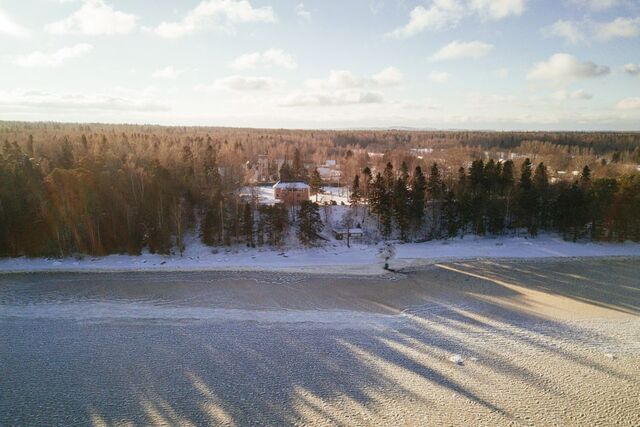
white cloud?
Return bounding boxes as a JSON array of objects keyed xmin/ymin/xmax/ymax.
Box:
[
  {"xmin": 306, "ymin": 67, "xmax": 403, "ymax": 90},
  {"xmin": 594, "ymin": 17, "xmax": 640, "ymax": 41},
  {"xmin": 429, "ymin": 40, "xmax": 494, "ymax": 61},
  {"xmin": 371, "ymin": 67, "xmax": 404, "ymax": 86},
  {"xmin": 0, "ymin": 7, "xmax": 31, "ymax": 37},
  {"xmin": 386, "ymin": 2, "xmax": 464, "ymax": 38},
  {"xmin": 0, "ymin": 90, "xmax": 169, "ymax": 113},
  {"xmin": 46, "ymin": 0, "xmax": 137, "ymax": 35},
  {"xmin": 281, "ymin": 90, "xmax": 384, "ymax": 107},
  {"xmin": 295, "ymin": 3, "xmax": 311, "ymax": 21},
  {"xmin": 543, "ymin": 20, "xmax": 586, "ymax": 45},
  {"xmin": 624, "ymin": 63, "xmax": 640, "ymax": 76},
  {"xmin": 470, "ymin": 0, "xmax": 525, "ymax": 20},
  {"xmin": 387, "ymin": 0, "xmax": 524, "ymax": 39},
  {"xmin": 151, "ymin": 0, "xmax": 276, "ymax": 39},
  {"xmin": 552, "ymin": 89, "xmax": 593, "ymax": 100},
  {"xmin": 229, "ymin": 48, "xmax": 297, "ymax": 70},
  {"xmin": 428, "ymin": 71, "xmax": 451, "ymax": 83},
  {"xmin": 283, "ymin": 67, "xmax": 400, "ymax": 107},
  {"xmin": 11, "ymin": 43, "xmax": 93, "ymax": 67},
  {"xmin": 616, "ymin": 97, "xmax": 640, "ymax": 110},
  {"xmin": 545, "ymin": 17, "xmax": 640, "ymax": 44},
  {"xmin": 568, "ymin": 0, "xmax": 618, "ymax": 10},
  {"xmin": 211, "ymin": 75, "xmax": 281, "ymax": 91},
  {"xmin": 152, "ymin": 66, "xmax": 185, "ymax": 79},
  {"xmin": 528, "ymin": 53, "xmax": 610, "ymax": 84}
]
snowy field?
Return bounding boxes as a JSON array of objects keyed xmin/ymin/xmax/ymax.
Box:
[{"xmin": 1, "ymin": 233, "xmax": 640, "ymax": 275}]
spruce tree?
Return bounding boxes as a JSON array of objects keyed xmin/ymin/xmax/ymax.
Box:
[
  {"xmin": 243, "ymin": 202, "xmax": 254, "ymax": 247},
  {"xmin": 516, "ymin": 158, "xmax": 536, "ymax": 235},
  {"xmin": 393, "ymin": 173, "xmax": 410, "ymax": 241},
  {"xmin": 383, "ymin": 162, "xmax": 394, "ymax": 191},
  {"xmin": 409, "ymin": 166, "xmax": 426, "ymax": 237},
  {"xmin": 350, "ymin": 174, "xmax": 362, "ymax": 216},
  {"xmin": 297, "ymin": 201, "xmax": 323, "ymax": 246},
  {"xmin": 309, "ymin": 168, "xmax": 322, "ymax": 202},
  {"xmin": 371, "ymin": 173, "xmax": 392, "ymax": 238},
  {"xmin": 532, "ymin": 162, "xmax": 550, "ymax": 232}
]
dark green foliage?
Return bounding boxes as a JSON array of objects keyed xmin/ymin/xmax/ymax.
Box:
[
  {"xmin": 370, "ymin": 172, "xmax": 392, "ymax": 238},
  {"xmin": 243, "ymin": 202, "xmax": 254, "ymax": 247},
  {"xmin": 393, "ymin": 171, "xmax": 410, "ymax": 240},
  {"xmin": 297, "ymin": 201, "xmax": 323, "ymax": 246},
  {"xmin": 350, "ymin": 174, "xmax": 361, "ymax": 206},
  {"xmin": 409, "ymin": 166, "xmax": 426, "ymax": 236},
  {"xmin": 309, "ymin": 169, "xmax": 322, "ymax": 201}
]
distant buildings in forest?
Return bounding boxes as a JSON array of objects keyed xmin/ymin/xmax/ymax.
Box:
[{"xmin": 273, "ymin": 181, "xmax": 310, "ymax": 205}]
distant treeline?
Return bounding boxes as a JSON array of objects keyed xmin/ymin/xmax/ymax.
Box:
[
  {"xmin": 356, "ymin": 160, "xmax": 640, "ymax": 243},
  {"xmin": 1, "ymin": 122, "xmax": 639, "ymax": 258},
  {"xmin": 0, "ymin": 135, "xmax": 323, "ymax": 257}
]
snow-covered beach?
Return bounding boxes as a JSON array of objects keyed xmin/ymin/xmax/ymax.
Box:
[{"xmin": 1, "ymin": 234, "xmax": 640, "ymax": 275}]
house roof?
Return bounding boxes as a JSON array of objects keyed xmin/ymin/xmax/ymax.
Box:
[{"xmin": 273, "ymin": 181, "xmax": 310, "ymax": 189}]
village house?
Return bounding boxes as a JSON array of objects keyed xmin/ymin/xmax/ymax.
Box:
[
  {"xmin": 273, "ymin": 181, "xmax": 310, "ymax": 205},
  {"xmin": 316, "ymin": 159, "xmax": 342, "ymax": 184}
]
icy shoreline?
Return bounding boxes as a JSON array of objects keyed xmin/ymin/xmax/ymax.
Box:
[{"xmin": 2, "ymin": 234, "xmax": 640, "ymax": 275}]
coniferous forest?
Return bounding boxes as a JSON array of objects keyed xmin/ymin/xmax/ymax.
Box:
[{"xmin": 1, "ymin": 121, "xmax": 639, "ymax": 258}]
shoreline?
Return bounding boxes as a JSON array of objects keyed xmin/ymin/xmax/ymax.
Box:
[
  {"xmin": 2, "ymin": 234, "xmax": 640, "ymax": 276},
  {"xmin": 1, "ymin": 254, "xmax": 639, "ymax": 276}
]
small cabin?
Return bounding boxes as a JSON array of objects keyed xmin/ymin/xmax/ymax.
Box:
[
  {"xmin": 273, "ymin": 181, "xmax": 310, "ymax": 205},
  {"xmin": 332, "ymin": 228, "xmax": 364, "ymax": 240}
]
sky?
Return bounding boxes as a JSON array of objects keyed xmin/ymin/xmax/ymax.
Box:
[{"xmin": 0, "ymin": 0, "xmax": 639, "ymax": 130}]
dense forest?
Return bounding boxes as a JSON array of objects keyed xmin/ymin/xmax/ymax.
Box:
[{"xmin": 1, "ymin": 121, "xmax": 639, "ymax": 258}]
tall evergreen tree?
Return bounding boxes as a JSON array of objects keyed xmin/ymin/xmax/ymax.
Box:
[
  {"xmin": 242, "ymin": 202, "xmax": 254, "ymax": 247},
  {"xmin": 309, "ymin": 168, "xmax": 322, "ymax": 202},
  {"xmin": 297, "ymin": 201, "xmax": 323, "ymax": 246},
  {"xmin": 393, "ymin": 172, "xmax": 410, "ymax": 241},
  {"xmin": 371, "ymin": 172, "xmax": 392, "ymax": 238},
  {"xmin": 409, "ymin": 166, "xmax": 426, "ymax": 237},
  {"xmin": 532, "ymin": 162, "xmax": 550, "ymax": 233},
  {"xmin": 516, "ymin": 158, "xmax": 536, "ymax": 235},
  {"xmin": 350, "ymin": 174, "xmax": 362, "ymax": 216},
  {"xmin": 383, "ymin": 162, "xmax": 394, "ymax": 192}
]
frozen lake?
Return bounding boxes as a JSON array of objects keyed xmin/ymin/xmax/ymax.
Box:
[{"xmin": 1, "ymin": 261, "xmax": 640, "ymax": 425}]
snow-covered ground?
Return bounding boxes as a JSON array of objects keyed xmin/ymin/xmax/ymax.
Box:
[
  {"xmin": 1, "ymin": 234, "xmax": 640, "ymax": 275},
  {"xmin": 316, "ymin": 186, "xmax": 350, "ymax": 204},
  {"xmin": 246, "ymin": 185, "xmax": 350, "ymax": 205}
]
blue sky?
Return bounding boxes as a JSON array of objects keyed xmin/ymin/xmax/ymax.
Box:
[{"xmin": 1, "ymin": 0, "xmax": 639, "ymax": 130}]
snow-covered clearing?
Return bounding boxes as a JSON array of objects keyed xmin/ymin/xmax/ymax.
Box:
[{"xmin": 1, "ymin": 234, "xmax": 640, "ymax": 275}]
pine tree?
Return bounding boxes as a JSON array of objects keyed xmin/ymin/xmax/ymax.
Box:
[
  {"xmin": 516, "ymin": 158, "xmax": 536, "ymax": 235},
  {"xmin": 468, "ymin": 160, "xmax": 485, "ymax": 235},
  {"xmin": 383, "ymin": 162, "xmax": 394, "ymax": 191},
  {"xmin": 362, "ymin": 166, "xmax": 373, "ymax": 218},
  {"xmin": 309, "ymin": 168, "xmax": 322, "ymax": 202},
  {"xmin": 371, "ymin": 172, "xmax": 392, "ymax": 238},
  {"xmin": 456, "ymin": 166, "xmax": 471, "ymax": 236},
  {"xmin": 350, "ymin": 174, "xmax": 362, "ymax": 216},
  {"xmin": 409, "ymin": 166, "xmax": 426, "ymax": 237},
  {"xmin": 501, "ymin": 160, "xmax": 515, "ymax": 229},
  {"xmin": 279, "ymin": 162, "xmax": 293, "ymax": 181},
  {"xmin": 242, "ymin": 202, "xmax": 254, "ymax": 247},
  {"xmin": 292, "ymin": 148, "xmax": 304, "ymax": 179},
  {"xmin": 532, "ymin": 162, "xmax": 550, "ymax": 233},
  {"xmin": 427, "ymin": 163, "xmax": 444, "ymax": 200},
  {"xmin": 362, "ymin": 167, "xmax": 372, "ymax": 200},
  {"xmin": 393, "ymin": 173, "xmax": 410, "ymax": 241},
  {"xmin": 297, "ymin": 201, "xmax": 323, "ymax": 246}
]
